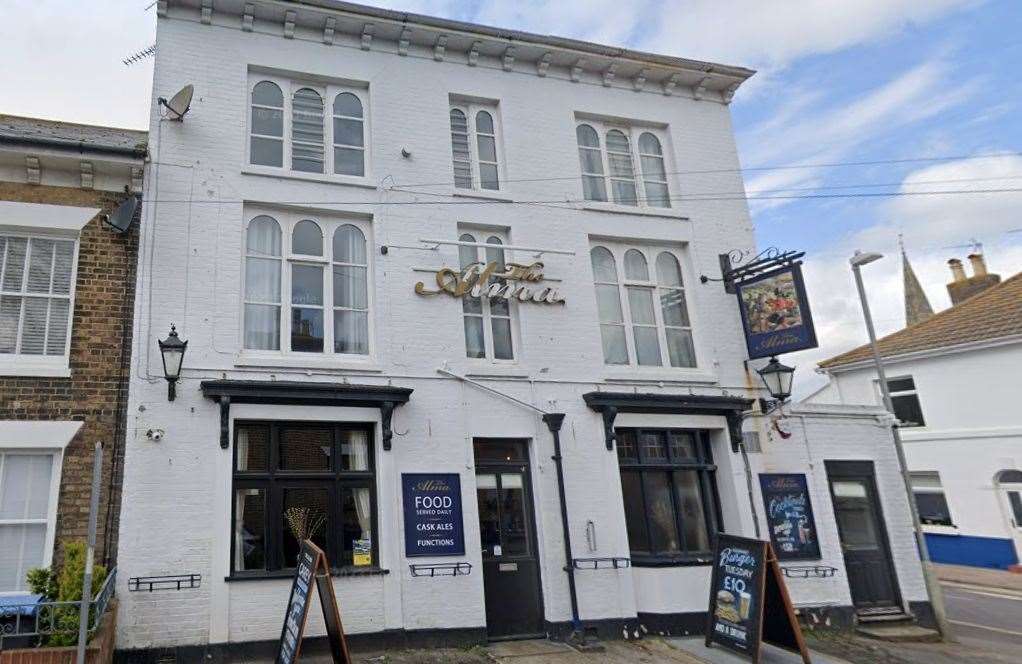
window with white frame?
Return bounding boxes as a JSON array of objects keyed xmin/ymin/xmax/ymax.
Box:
[
  {"xmin": 0, "ymin": 234, "xmax": 77, "ymax": 362},
  {"xmin": 457, "ymin": 231, "xmax": 515, "ymax": 361},
  {"xmin": 248, "ymin": 76, "xmax": 368, "ymax": 178},
  {"xmin": 449, "ymin": 101, "xmax": 503, "ymax": 191},
  {"xmin": 909, "ymin": 471, "xmax": 953, "ymax": 527},
  {"xmin": 575, "ymin": 121, "xmax": 671, "ymax": 208},
  {"xmin": 0, "ymin": 451, "xmax": 59, "ymax": 592},
  {"xmin": 243, "ymin": 212, "xmax": 371, "ymax": 357},
  {"xmin": 590, "ymin": 244, "xmax": 695, "ymax": 368}
]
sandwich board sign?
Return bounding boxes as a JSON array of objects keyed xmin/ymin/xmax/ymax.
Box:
[
  {"xmin": 276, "ymin": 540, "xmax": 352, "ymax": 664},
  {"xmin": 705, "ymin": 533, "xmax": 811, "ymax": 664}
]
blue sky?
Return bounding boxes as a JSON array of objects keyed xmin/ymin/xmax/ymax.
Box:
[{"xmin": 3, "ymin": 0, "xmax": 1019, "ymax": 394}]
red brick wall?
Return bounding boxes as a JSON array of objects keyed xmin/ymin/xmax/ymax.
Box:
[{"xmin": 0, "ymin": 183, "xmax": 138, "ymax": 569}]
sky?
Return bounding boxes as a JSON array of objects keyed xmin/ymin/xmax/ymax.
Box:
[{"xmin": 2, "ymin": 0, "xmax": 1020, "ymax": 396}]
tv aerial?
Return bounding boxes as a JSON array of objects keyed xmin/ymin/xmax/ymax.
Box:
[{"xmin": 158, "ymin": 84, "xmax": 194, "ymax": 121}]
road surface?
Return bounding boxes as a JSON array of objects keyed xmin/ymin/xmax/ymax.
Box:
[{"xmin": 943, "ymin": 581, "xmax": 1022, "ymax": 649}]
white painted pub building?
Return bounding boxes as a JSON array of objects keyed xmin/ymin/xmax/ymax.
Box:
[{"xmin": 117, "ymin": 0, "xmax": 934, "ymax": 657}]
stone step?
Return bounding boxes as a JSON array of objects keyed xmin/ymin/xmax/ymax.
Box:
[{"xmin": 855, "ymin": 623, "xmax": 942, "ymax": 643}]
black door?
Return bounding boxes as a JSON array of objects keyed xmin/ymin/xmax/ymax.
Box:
[
  {"xmin": 826, "ymin": 461, "xmax": 902, "ymax": 612},
  {"xmin": 474, "ymin": 439, "xmax": 544, "ymax": 639}
]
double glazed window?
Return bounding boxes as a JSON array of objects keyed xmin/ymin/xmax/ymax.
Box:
[
  {"xmin": 590, "ymin": 245, "xmax": 695, "ymax": 368},
  {"xmin": 243, "ymin": 213, "xmax": 370, "ymax": 356},
  {"xmin": 617, "ymin": 429, "xmax": 719, "ymax": 563},
  {"xmin": 885, "ymin": 376, "xmax": 925, "ymax": 427},
  {"xmin": 232, "ymin": 422, "xmax": 376, "ymax": 574},
  {"xmin": 449, "ymin": 103, "xmax": 502, "ymax": 191},
  {"xmin": 909, "ymin": 471, "xmax": 953, "ymax": 527},
  {"xmin": 576, "ymin": 123, "xmax": 670, "ymax": 208},
  {"xmin": 0, "ymin": 452, "xmax": 57, "ymax": 591},
  {"xmin": 249, "ymin": 78, "xmax": 367, "ymax": 177},
  {"xmin": 458, "ymin": 232, "xmax": 515, "ymax": 361},
  {"xmin": 0, "ymin": 234, "xmax": 76, "ymax": 360}
]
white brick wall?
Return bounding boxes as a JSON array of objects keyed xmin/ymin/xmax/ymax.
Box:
[{"xmin": 117, "ymin": 2, "xmax": 927, "ymax": 651}]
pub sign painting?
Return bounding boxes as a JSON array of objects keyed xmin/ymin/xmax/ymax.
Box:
[
  {"xmin": 735, "ymin": 264, "xmax": 817, "ymax": 359},
  {"xmin": 402, "ymin": 473, "xmax": 465, "ymax": 557},
  {"xmin": 759, "ymin": 474, "xmax": 821, "ymax": 561}
]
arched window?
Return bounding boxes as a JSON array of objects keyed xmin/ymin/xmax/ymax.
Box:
[
  {"xmin": 639, "ymin": 133, "xmax": 670, "ymax": 208},
  {"xmin": 290, "ymin": 220, "xmax": 324, "ymax": 352},
  {"xmin": 591, "ymin": 246, "xmax": 627, "ymax": 364},
  {"xmin": 292, "ymin": 88, "xmax": 324, "ymax": 173},
  {"xmin": 332, "ymin": 225, "xmax": 368, "ymax": 354},
  {"xmin": 333, "ymin": 93, "xmax": 364, "ymax": 177},
  {"xmin": 476, "ymin": 112, "xmax": 499, "ymax": 190},
  {"xmin": 656, "ymin": 252, "xmax": 694, "ymax": 367},
  {"xmin": 576, "ymin": 125, "xmax": 607, "ymax": 202},
  {"xmin": 485, "ymin": 236, "xmax": 512, "ymax": 359},
  {"xmin": 605, "ymin": 130, "xmax": 638, "ymax": 206},
  {"xmin": 250, "ymin": 81, "xmax": 283, "ymax": 167},
  {"xmin": 244, "ymin": 215, "xmax": 282, "ymax": 349},
  {"xmin": 621, "ymin": 248, "xmax": 660, "ymax": 365},
  {"xmin": 457, "ymin": 232, "xmax": 515, "ymax": 360},
  {"xmin": 450, "ymin": 109, "xmax": 472, "ymax": 189},
  {"xmin": 459, "ymin": 233, "xmax": 484, "ymax": 357}
]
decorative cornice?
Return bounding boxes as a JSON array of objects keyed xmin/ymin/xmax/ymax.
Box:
[
  {"xmin": 502, "ymin": 46, "xmax": 515, "ymax": 72},
  {"xmin": 570, "ymin": 59, "xmax": 585, "ymax": 82},
  {"xmin": 361, "ymin": 22, "xmax": 373, "ymax": 50},
  {"xmin": 283, "ymin": 10, "xmax": 296, "ymax": 38},
  {"xmin": 26, "ymin": 156, "xmax": 40, "ymax": 185},
  {"xmin": 602, "ymin": 63, "xmax": 616, "ymax": 87},
  {"xmin": 468, "ymin": 41, "xmax": 481, "ymax": 66},
  {"xmin": 323, "ymin": 16, "xmax": 335, "ymax": 44},
  {"xmin": 398, "ymin": 27, "xmax": 411, "ymax": 55},
  {"xmin": 242, "ymin": 3, "xmax": 254, "ymax": 31},
  {"xmin": 633, "ymin": 69, "xmax": 647, "ymax": 92},
  {"xmin": 200, "ymin": 0, "xmax": 212, "ymax": 25},
  {"xmin": 693, "ymin": 76, "xmax": 709, "ymax": 100},
  {"xmin": 80, "ymin": 161, "xmax": 94, "ymax": 189},
  {"xmin": 433, "ymin": 34, "xmax": 447, "ymax": 61},
  {"xmin": 722, "ymin": 82, "xmax": 741, "ymax": 104},
  {"xmin": 537, "ymin": 52, "xmax": 551, "ymax": 77},
  {"xmin": 663, "ymin": 73, "xmax": 680, "ymax": 96}
]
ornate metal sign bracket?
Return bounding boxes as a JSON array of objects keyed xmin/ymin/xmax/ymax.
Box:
[{"xmin": 700, "ymin": 247, "xmax": 805, "ymax": 294}]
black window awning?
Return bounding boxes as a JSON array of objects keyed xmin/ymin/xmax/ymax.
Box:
[
  {"xmin": 582, "ymin": 391, "xmax": 752, "ymax": 451},
  {"xmin": 200, "ymin": 380, "xmax": 412, "ymax": 450}
]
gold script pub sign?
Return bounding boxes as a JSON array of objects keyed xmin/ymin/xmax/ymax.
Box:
[{"xmin": 415, "ymin": 261, "xmax": 565, "ymax": 305}]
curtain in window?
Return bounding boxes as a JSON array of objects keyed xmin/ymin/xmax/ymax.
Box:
[
  {"xmin": 459, "ymin": 233, "xmax": 485, "ymax": 357},
  {"xmin": 333, "ymin": 225, "xmax": 368, "ymax": 354},
  {"xmin": 347, "ymin": 430, "xmax": 372, "ymax": 539},
  {"xmin": 606, "ymin": 130, "xmax": 638, "ymax": 206},
  {"xmin": 576, "ymin": 125, "xmax": 607, "ymax": 201},
  {"xmin": 656, "ymin": 252, "xmax": 695, "ymax": 367},
  {"xmin": 243, "ymin": 216, "xmax": 282, "ymax": 350},
  {"xmin": 638, "ymin": 133, "xmax": 670, "ymax": 208},
  {"xmin": 333, "ymin": 93, "xmax": 365, "ymax": 177},
  {"xmin": 250, "ymin": 81, "xmax": 284, "ymax": 167},
  {"xmin": 0, "ymin": 236, "xmax": 74, "ymax": 356},
  {"xmin": 450, "ymin": 109, "xmax": 472, "ymax": 189},
  {"xmin": 590, "ymin": 246, "xmax": 627, "ymax": 364},
  {"xmin": 292, "ymin": 88, "xmax": 324, "ymax": 173},
  {"xmin": 0, "ymin": 454, "xmax": 53, "ymax": 591}
]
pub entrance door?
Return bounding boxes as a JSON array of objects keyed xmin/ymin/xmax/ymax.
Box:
[
  {"xmin": 825, "ymin": 460, "xmax": 903, "ymax": 615},
  {"xmin": 474, "ymin": 439, "xmax": 545, "ymax": 639}
]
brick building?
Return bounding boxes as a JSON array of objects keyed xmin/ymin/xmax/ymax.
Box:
[{"xmin": 0, "ymin": 115, "xmax": 146, "ymax": 593}]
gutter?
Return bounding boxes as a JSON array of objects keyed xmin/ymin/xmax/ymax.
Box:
[{"xmin": 0, "ymin": 135, "xmax": 148, "ymax": 160}]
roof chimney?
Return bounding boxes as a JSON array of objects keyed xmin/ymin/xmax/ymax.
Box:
[{"xmin": 947, "ymin": 254, "xmax": 1001, "ymax": 306}]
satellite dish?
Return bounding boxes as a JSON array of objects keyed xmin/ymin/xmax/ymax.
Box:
[
  {"xmin": 103, "ymin": 195, "xmax": 139, "ymax": 234},
  {"xmin": 158, "ymin": 84, "xmax": 194, "ymax": 120}
]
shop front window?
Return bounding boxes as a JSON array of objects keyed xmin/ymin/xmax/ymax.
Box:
[
  {"xmin": 232, "ymin": 421, "xmax": 376, "ymax": 575},
  {"xmin": 616, "ymin": 428, "xmax": 718, "ymax": 564}
]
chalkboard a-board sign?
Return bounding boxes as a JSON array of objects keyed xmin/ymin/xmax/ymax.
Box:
[
  {"xmin": 705, "ymin": 534, "xmax": 810, "ymax": 664},
  {"xmin": 759, "ymin": 474, "xmax": 821, "ymax": 561},
  {"xmin": 276, "ymin": 540, "xmax": 352, "ymax": 664},
  {"xmin": 402, "ymin": 473, "xmax": 465, "ymax": 557}
]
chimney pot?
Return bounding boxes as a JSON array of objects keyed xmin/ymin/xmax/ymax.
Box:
[
  {"xmin": 968, "ymin": 253, "xmax": 988, "ymax": 277},
  {"xmin": 948, "ymin": 258, "xmax": 966, "ymax": 283}
]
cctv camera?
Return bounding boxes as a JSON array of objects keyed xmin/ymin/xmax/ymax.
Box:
[{"xmin": 146, "ymin": 428, "xmax": 165, "ymax": 442}]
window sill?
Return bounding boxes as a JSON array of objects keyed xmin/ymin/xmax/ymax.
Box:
[
  {"xmin": 450, "ymin": 189, "xmax": 515, "ymax": 203},
  {"xmin": 921, "ymin": 524, "xmax": 959, "ymax": 536},
  {"xmin": 603, "ymin": 367, "xmax": 717, "ymax": 385},
  {"xmin": 580, "ymin": 201, "xmax": 690, "ymax": 220},
  {"xmin": 234, "ymin": 353, "xmax": 383, "ymax": 373},
  {"xmin": 631, "ymin": 555, "xmax": 714, "ymax": 568},
  {"xmin": 242, "ymin": 166, "xmax": 378, "ymax": 190},
  {"xmin": 463, "ymin": 366, "xmax": 530, "ymax": 380},
  {"xmin": 0, "ymin": 359, "xmax": 71, "ymax": 378},
  {"xmin": 225, "ymin": 566, "xmax": 389, "ymax": 582}
]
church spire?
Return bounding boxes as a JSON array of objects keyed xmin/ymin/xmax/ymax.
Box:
[{"xmin": 901, "ymin": 235, "xmax": 934, "ymax": 327}]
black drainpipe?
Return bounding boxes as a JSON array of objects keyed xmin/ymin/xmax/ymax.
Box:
[{"xmin": 542, "ymin": 413, "xmax": 584, "ymax": 643}]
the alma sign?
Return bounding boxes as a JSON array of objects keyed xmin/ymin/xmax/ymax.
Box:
[{"xmin": 415, "ymin": 261, "xmax": 565, "ymax": 304}]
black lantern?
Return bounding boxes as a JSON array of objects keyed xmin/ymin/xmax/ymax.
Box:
[
  {"xmin": 757, "ymin": 356, "xmax": 795, "ymax": 402},
  {"xmin": 158, "ymin": 324, "xmax": 187, "ymax": 401}
]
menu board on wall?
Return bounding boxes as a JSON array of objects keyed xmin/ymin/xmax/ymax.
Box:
[
  {"xmin": 402, "ymin": 473, "xmax": 465, "ymax": 557},
  {"xmin": 759, "ymin": 474, "xmax": 821, "ymax": 561}
]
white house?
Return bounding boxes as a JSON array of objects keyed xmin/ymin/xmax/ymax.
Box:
[
  {"xmin": 114, "ymin": 0, "xmax": 933, "ymax": 658},
  {"xmin": 810, "ymin": 254, "xmax": 1022, "ymax": 570}
]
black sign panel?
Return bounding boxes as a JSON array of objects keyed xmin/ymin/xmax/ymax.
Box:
[
  {"xmin": 402, "ymin": 473, "xmax": 465, "ymax": 557},
  {"xmin": 706, "ymin": 534, "xmax": 766, "ymax": 658},
  {"xmin": 759, "ymin": 474, "xmax": 820, "ymax": 561},
  {"xmin": 736, "ymin": 263, "xmax": 818, "ymax": 359},
  {"xmin": 276, "ymin": 541, "xmax": 317, "ymax": 664}
]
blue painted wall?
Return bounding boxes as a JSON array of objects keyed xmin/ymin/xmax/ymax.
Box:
[{"xmin": 925, "ymin": 533, "xmax": 1019, "ymax": 569}]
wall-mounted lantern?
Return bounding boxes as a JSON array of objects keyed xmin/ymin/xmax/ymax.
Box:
[
  {"xmin": 158, "ymin": 325, "xmax": 187, "ymax": 401},
  {"xmin": 757, "ymin": 356, "xmax": 795, "ymax": 403}
]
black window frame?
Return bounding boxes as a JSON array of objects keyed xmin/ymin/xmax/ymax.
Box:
[
  {"xmin": 885, "ymin": 376, "xmax": 925, "ymax": 427},
  {"xmin": 616, "ymin": 428, "xmax": 722, "ymax": 566},
  {"xmin": 229, "ymin": 420, "xmax": 379, "ymax": 579},
  {"xmin": 910, "ymin": 470, "xmax": 954, "ymax": 527}
]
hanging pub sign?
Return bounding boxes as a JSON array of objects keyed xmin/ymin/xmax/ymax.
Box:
[
  {"xmin": 402, "ymin": 473, "xmax": 466, "ymax": 557},
  {"xmin": 415, "ymin": 261, "xmax": 565, "ymax": 305},
  {"xmin": 705, "ymin": 534, "xmax": 811, "ymax": 664},
  {"xmin": 735, "ymin": 263, "xmax": 817, "ymax": 359},
  {"xmin": 759, "ymin": 474, "xmax": 820, "ymax": 561},
  {"xmin": 276, "ymin": 540, "xmax": 351, "ymax": 664}
]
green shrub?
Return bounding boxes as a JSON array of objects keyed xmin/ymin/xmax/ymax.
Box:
[
  {"xmin": 25, "ymin": 567, "xmax": 57, "ymax": 599},
  {"xmin": 27, "ymin": 540, "xmax": 108, "ymax": 647}
]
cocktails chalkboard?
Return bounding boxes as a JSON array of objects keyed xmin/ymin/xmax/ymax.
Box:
[
  {"xmin": 275, "ymin": 540, "xmax": 351, "ymax": 664},
  {"xmin": 759, "ymin": 474, "xmax": 820, "ymax": 560},
  {"xmin": 705, "ymin": 534, "xmax": 810, "ymax": 664}
]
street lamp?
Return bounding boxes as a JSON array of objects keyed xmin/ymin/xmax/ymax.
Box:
[
  {"xmin": 756, "ymin": 356, "xmax": 795, "ymax": 403},
  {"xmin": 157, "ymin": 324, "xmax": 187, "ymax": 401},
  {"xmin": 849, "ymin": 250, "xmax": 950, "ymax": 638}
]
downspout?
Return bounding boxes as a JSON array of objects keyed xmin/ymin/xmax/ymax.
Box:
[{"xmin": 542, "ymin": 413, "xmax": 584, "ymax": 644}]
